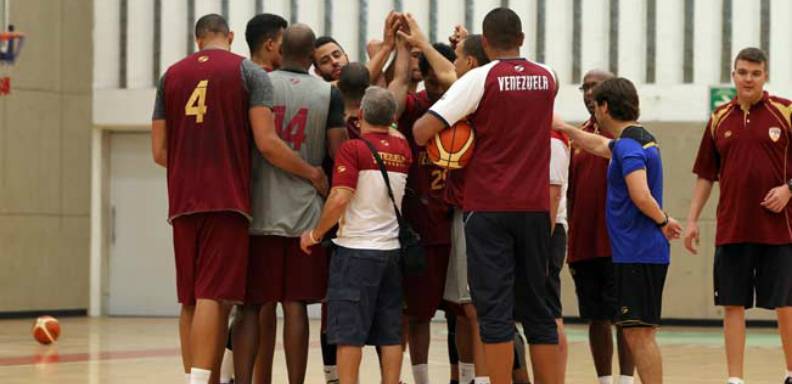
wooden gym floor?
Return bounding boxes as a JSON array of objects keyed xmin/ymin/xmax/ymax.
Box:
[{"xmin": 0, "ymin": 317, "xmax": 785, "ymax": 383}]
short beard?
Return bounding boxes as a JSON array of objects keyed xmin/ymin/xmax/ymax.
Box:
[{"xmin": 319, "ymin": 71, "xmax": 336, "ymax": 82}]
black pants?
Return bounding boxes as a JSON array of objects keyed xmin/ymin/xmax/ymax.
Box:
[{"xmin": 464, "ymin": 211, "xmax": 558, "ymax": 344}]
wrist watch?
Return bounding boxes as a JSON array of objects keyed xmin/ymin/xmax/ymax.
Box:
[
  {"xmin": 656, "ymin": 212, "xmax": 669, "ymax": 228},
  {"xmin": 786, "ymin": 178, "xmax": 792, "ymax": 192}
]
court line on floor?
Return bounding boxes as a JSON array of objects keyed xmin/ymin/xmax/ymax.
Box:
[
  {"xmin": 0, "ymin": 339, "xmax": 327, "ymax": 367},
  {"xmin": 0, "ymin": 348, "xmax": 181, "ymax": 367},
  {"xmin": 0, "ymin": 330, "xmax": 778, "ymax": 367}
]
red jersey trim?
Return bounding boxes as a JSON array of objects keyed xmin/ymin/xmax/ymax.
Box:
[{"xmin": 551, "ymin": 130, "xmax": 569, "ymax": 146}]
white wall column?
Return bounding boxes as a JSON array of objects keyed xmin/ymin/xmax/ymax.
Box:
[
  {"xmin": 655, "ymin": 0, "xmax": 684, "ymax": 84},
  {"xmin": 580, "ymin": 0, "xmax": 609, "ymax": 75}
]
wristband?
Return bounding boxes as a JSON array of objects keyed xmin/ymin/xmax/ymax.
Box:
[
  {"xmin": 656, "ymin": 212, "xmax": 669, "ymax": 228},
  {"xmin": 786, "ymin": 178, "xmax": 792, "ymax": 192}
]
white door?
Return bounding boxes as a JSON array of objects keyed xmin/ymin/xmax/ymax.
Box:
[{"xmin": 108, "ymin": 132, "xmax": 178, "ymax": 316}]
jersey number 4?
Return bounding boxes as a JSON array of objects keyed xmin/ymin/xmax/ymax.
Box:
[
  {"xmin": 273, "ymin": 106, "xmax": 308, "ymax": 150},
  {"xmin": 185, "ymin": 80, "xmax": 208, "ymax": 123}
]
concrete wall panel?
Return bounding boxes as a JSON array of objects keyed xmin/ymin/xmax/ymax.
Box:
[
  {"xmin": 0, "ymin": 0, "xmax": 92, "ymax": 314},
  {"xmin": 61, "ymin": 95, "xmax": 92, "ymax": 216},
  {"xmin": 62, "ymin": 0, "xmax": 93, "ymax": 94},
  {"xmin": 3, "ymin": 91, "xmax": 62, "ymax": 214},
  {"xmin": 10, "ymin": 0, "xmax": 62, "ymax": 92},
  {"xmin": 0, "ymin": 216, "xmax": 89, "ymax": 311}
]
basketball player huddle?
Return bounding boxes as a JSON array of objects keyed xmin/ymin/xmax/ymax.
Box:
[{"xmin": 152, "ymin": 6, "xmax": 792, "ymax": 384}]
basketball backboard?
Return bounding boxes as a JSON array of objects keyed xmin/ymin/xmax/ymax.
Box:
[
  {"xmin": 0, "ymin": 0, "xmax": 23, "ymax": 94},
  {"xmin": 0, "ymin": 0, "xmax": 23, "ymax": 65}
]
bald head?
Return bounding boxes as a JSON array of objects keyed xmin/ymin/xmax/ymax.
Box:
[
  {"xmin": 582, "ymin": 69, "xmax": 615, "ymax": 115},
  {"xmin": 583, "ymin": 69, "xmax": 615, "ymax": 83},
  {"xmin": 281, "ymin": 24, "xmax": 316, "ymax": 65}
]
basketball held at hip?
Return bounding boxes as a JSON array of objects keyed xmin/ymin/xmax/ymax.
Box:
[{"xmin": 426, "ymin": 120, "xmax": 475, "ymax": 170}]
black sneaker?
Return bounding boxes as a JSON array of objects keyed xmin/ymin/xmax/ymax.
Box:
[{"xmin": 785, "ymin": 377, "xmax": 792, "ymax": 384}]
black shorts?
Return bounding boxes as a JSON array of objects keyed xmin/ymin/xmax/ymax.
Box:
[
  {"xmin": 546, "ymin": 225, "xmax": 567, "ymax": 318},
  {"xmin": 464, "ymin": 211, "xmax": 558, "ymax": 345},
  {"xmin": 569, "ymin": 258, "xmax": 618, "ymax": 321},
  {"xmin": 614, "ymin": 263, "xmax": 668, "ymax": 328},
  {"xmin": 326, "ymin": 246, "xmax": 402, "ymax": 346},
  {"xmin": 714, "ymin": 243, "xmax": 792, "ymax": 309}
]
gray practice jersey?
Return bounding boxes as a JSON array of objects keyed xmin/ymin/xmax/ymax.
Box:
[{"xmin": 250, "ymin": 68, "xmax": 332, "ymax": 236}]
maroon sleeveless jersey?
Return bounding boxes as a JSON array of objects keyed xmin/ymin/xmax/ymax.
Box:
[{"xmin": 163, "ymin": 49, "xmax": 251, "ymax": 220}]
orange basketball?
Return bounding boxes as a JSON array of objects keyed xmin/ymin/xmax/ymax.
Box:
[
  {"xmin": 426, "ymin": 120, "xmax": 475, "ymax": 169},
  {"xmin": 32, "ymin": 316, "xmax": 61, "ymax": 345}
]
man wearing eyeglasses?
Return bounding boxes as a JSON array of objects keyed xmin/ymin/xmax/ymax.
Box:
[{"xmin": 567, "ymin": 69, "xmax": 636, "ymax": 384}]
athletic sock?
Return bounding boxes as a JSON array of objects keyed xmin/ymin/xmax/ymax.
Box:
[
  {"xmin": 474, "ymin": 377, "xmax": 490, "ymax": 384},
  {"xmin": 189, "ymin": 368, "xmax": 211, "ymax": 384},
  {"xmin": 412, "ymin": 364, "xmax": 430, "ymax": 384},
  {"xmin": 597, "ymin": 375, "xmax": 613, "ymax": 384},
  {"xmin": 619, "ymin": 375, "xmax": 635, "ymax": 384},
  {"xmin": 185, "ymin": 373, "xmax": 191, "ymax": 384},
  {"xmin": 459, "ymin": 363, "xmax": 475, "ymax": 384},
  {"xmin": 787, "ymin": 370, "xmax": 792, "ymax": 379},
  {"xmin": 219, "ymin": 349, "xmax": 234, "ymax": 384},
  {"xmin": 324, "ymin": 365, "xmax": 338, "ymax": 383},
  {"xmin": 727, "ymin": 377, "xmax": 744, "ymax": 384}
]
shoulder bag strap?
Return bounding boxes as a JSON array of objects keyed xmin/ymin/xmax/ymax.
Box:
[{"xmin": 359, "ymin": 138, "xmax": 405, "ymax": 224}]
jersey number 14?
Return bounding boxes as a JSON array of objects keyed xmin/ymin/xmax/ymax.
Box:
[
  {"xmin": 272, "ymin": 106, "xmax": 308, "ymax": 150},
  {"xmin": 185, "ymin": 80, "xmax": 208, "ymax": 123}
]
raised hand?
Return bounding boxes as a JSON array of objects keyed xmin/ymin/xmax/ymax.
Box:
[
  {"xmin": 382, "ymin": 11, "xmax": 401, "ymax": 49},
  {"xmin": 449, "ymin": 25, "xmax": 469, "ymax": 49},
  {"xmin": 367, "ymin": 39, "xmax": 383, "ymax": 59},
  {"xmin": 396, "ymin": 13, "xmax": 429, "ymax": 50}
]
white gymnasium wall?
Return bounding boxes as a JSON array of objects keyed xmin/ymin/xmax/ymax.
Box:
[
  {"xmin": 769, "ymin": 0, "xmax": 792, "ymax": 87},
  {"xmin": 693, "ymin": 0, "xmax": 722, "ymax": 85},
  {"xmin": 655, "ymin": 0, "xmax": 684, "ymax": 84},
  {"xmin": 94, "ymin": 0, "xmax": 792, "ymax": 126},
  {"xmin": 544, "ymin": 0, "xmax": 573, "ymax": 84},
  {"xmin": 230, "ymin": 0, "xmax": 256, "ymax": 55},
  {"xmin": 580, "ymin": 0, "xmax": 609, "ymax": 76},
  {"xmin": 510, "ymin": 0, "xmax": 537, "ymax": 61}
]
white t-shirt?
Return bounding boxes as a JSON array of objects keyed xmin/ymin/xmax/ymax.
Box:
[
  {"xmin": 550, "ymin": 136, "xmax": 569, "ymax": 229},
  {"xmin": 330, "ymin": 131, "xmax": 413, "ymax": 250}
]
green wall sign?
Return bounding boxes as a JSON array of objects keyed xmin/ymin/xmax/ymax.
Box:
[{"xmin": 710, "ymin": 86, "xmax": 736, "ymax": 113}]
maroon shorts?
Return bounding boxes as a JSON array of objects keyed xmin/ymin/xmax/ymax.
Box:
[
  {"xmin": 246, "ymin": 235, "xmax": 328, "ymax": 304},
  {"xmin": 172, "ymin": 211, "xmax": 249, "ymax": 305},
  {"xmin": 403, "ymin": 245, "xmax": 451, "ymax": 321}
]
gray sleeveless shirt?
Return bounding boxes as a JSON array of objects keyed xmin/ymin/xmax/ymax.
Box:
[{"xmin": 250, "ymin": 69, "xmax": 331, "ymax": 236}]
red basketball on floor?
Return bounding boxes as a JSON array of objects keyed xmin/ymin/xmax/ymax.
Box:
[
  {"xmin": 32, "ymin": 316, "xmax": 61, "ymax": 345},
  {"xmin": 426, "ymin": 120, "xmax": 475, "ymax": 170}
]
